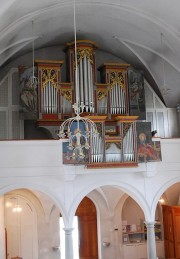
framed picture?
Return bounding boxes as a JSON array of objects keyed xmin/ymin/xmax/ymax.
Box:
[
  {"xmin": 62, "ymin": 121, "xmax": 90, "ymax": 164},
  {"xmin": 105, "ymin": 125, "xmax": 117, "ymax": 136}
]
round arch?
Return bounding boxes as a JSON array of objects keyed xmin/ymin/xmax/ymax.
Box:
[
  {"xmin": 5, "ymin": 193, "xmax": 38, "ymax": 259},
  {"xmin": 151, "ymin": 175, "xmax": 180, "ymax": 217},
  {"xmin": 0, "ymin": 182, "xmax": 68, "ymax": 223},
  {"xmin": 66, "ymin": 179, "xmax": 152, "ymax": 227}
]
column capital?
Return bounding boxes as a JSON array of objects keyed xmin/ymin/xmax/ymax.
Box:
[
  {"xmin": 144, "ymin": 221, "xmax": 156, "ymax": 228},
  {"xmin": 63, "ymin": 227, "xmax": 74, "ymax": 235}
]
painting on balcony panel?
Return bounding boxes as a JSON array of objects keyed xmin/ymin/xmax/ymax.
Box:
[
  {"xmin": 128, "ymin": 70, "xmax": 146, "ymax": 120},
  {"xmin": 62, "ymin": 121, "xmax": 90, "ymax": 164},
  {"xmin": 136, "ymin": 122, "xmax": 161, "ymax": 162},
  {"xmin": 19, "ymin": 66, "xmax": 38, "ymax": 119}
]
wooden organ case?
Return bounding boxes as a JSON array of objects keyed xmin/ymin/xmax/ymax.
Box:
[
  {"xmin": 64, "ymin": 40, "xmax": 97, "ymax": 114},
  {"xmin": 97, "ymin": 63, "xmax": 130, "ymax": 116},
  {"xmin": 36, "ymin": 60, "xmax": 64, "ymax": 123},
  {"xmin": 35, "ymin": 40, "xmax": 139, "ymax": 168}
]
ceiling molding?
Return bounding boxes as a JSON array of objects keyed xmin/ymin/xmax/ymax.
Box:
[
  {"xmin": 0, "ymin": 41, "xmax": 34, "ymax": 66},
  {"xmin": 0, "ymin": 36, "xmax": 39, "ymax": 56},
  {"xmin": 114, "ymin": 36, "xmax": 180, "ymax": 74}
]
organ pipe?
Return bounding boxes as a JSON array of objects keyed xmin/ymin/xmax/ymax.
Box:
[{"xmin": 42, "ymin": 83, "xmax": 58, "ymax": 114}]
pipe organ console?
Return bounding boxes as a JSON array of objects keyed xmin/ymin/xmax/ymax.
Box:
[{"xmin": 23, "ymin": 40, "xmax": 148, "ymax": 167}]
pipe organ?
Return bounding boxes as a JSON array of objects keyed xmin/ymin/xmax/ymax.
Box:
[
  {"xmin": 87, "ymin": 116, "xmax": 138, "ymax": 168},
  {"xmin": 89, "ymin": 117, "xmax": 106, "ymax": 164},
  {"xmin": 98, "ymin": 63, "xmax": 130, "ymax": 116},
  {"xmin": 31, "ymin": 40, "xmax": 144, "ymax": 167},
  {"xmin": 36, "ymin": 60, "xmax": 64, "ymax": 120},
  {"xmin": 60, "ymin": 83, "xmax": 73, "ymax": 115},
  {"xmin": 64, "ymin": 40, "xmax": 97, "ymax": 113},
  {"xmin": 116, "ymin": 116, "xmax": 137, "ymax": 163}
]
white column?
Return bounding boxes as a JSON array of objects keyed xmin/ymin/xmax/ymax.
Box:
[
  {"xmin": 0, "ymin": 196, "xmax": 6, "ymax": 259},
  {"xmin": 145, "ymin": 221, "xmax": 157, "ymax": 259},
  {"xmin": 64, "ymin": 227, "xmax": 74, "ymax": 259}
]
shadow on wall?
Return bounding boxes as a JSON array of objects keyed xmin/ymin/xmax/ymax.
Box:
[{"xmin": 24, "ymin": 120, "xmax": 53, "ymax": 139}]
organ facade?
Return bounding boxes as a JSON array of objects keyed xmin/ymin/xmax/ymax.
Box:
[{"xmin": 19, "ymin": 40, "xmax": 161, "ymax": 167}]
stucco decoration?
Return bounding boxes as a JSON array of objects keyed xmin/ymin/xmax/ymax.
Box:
[
  {"xmin": 128, "ymin": 69, "xmax": 146, "ymax": 120},
  {"xmin": 19, "ymin": 65, "xmax": 38, "ymax": 119}
]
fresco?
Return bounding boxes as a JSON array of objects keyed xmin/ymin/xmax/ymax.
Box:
[
  {"xmin": 136, "ymin": 122, "xmax": 162, "ymax": 162},
  {"xmin": 19, "ymin": 66, "xmax": 38, "ymax": 118},
  {"xmin": 128, "ymin": 70, "xmax": 146, "ymax": 120}
]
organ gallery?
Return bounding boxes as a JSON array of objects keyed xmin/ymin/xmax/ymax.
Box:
[{"xmin": 19, "ymin": 40, "xmax": 161, "ymax": 167}]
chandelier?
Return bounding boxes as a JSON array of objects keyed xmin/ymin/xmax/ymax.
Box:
[
  {"xmin": 30, "ymin": 20, "xmax": 38, "ymax": 88},
  {"xmin": 160, "ymin": 33, "xmax": 171, "ymax": 96},
  {"xmin": 57, "ymin": 0, "xmax": 98, "ymax": 160}
]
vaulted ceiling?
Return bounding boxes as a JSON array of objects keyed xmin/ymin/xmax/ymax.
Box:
[{"xmin": 1, "ymin": 0, "xmax": 180, "ymax": 107}]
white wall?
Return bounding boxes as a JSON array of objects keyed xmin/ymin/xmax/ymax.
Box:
[
  {"xmin": 0, "ymin": 138, "xmax": 180, "ymax": 258},
  {"xmin": 0, "ymin": 196, "xmax": 5, "ymax": 259},
  {"xmin": 4, "ymin": 190, "xmax": 61, "ymax": 259},
  {"xmin": 0, "ymin": 138, "xmax": 180, "ymax": 220},
  {"xmin": 167, "ymin": 108, "xmax": 179, "ymax": 137}
]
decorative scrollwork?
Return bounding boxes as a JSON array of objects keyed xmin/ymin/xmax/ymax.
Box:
[
  {"xmin": 61, "ymin": 89, "xmax": 72, "ymax": 102},
  {"xmin": 95, "ymin": 122, "xmax": 103, "ymax": 135},
  {"xmin": 110, "ymin": 71, "xmax": 125, "ymax": 90},
  {"xmin": 97, "ymin": 89, "xmax": 108, "ymax": 101},
  {"xmin": 123, "ymin": 122, "xmax": 132, "ymax": 136},
  {"xmin": 105, "ymin": 142, "xmax": 111, "ymax": 150},
  {"xmin": 105, "ymin": 142, "xmax": 121, "ymax": 150},
  {"xmin": 41, "ymin": 68, "xmax": 59, "ymax": 89},
  {"xmin": 115, "ymin": 142, "xmax": 121, "ymax": 149},
  {"xmin": 76, "ymin": 48, "xmax": 94, "ymax": 65}
]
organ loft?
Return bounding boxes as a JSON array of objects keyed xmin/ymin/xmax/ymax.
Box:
[{"xmin": 19, "ymin": 40, "xmax": 161, "ymax": 167}]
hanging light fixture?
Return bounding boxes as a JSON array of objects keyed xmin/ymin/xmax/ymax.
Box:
[
  {"xmin": 30, "ymin": 21, "xmax": 38, "ymax": 88},
  {"xmin": 160, "ymin": 33, "xmax": 171, "ymax": 96},
  {"xmin": 12, "ymin": 196, "xmax": 22, "ymax": 213},
  {"xmin": 158, "ymin": 197, "xmax": 165, "ymax": 204},
  {"xmin": 57, "ymin": 0, "xmax": 98, "ymax": 160}
]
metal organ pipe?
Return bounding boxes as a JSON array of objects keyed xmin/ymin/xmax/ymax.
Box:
[
  {"xmin": 61, "ymin": 96, "xmax": 72, "ymax": 114},
  {"xmin": 105, "ymin": 143, "xmax": 121, "ymax": 162},
  {"xmin": 119, "ymin": 87, "xmax": 123, "ymax": 114},
  {"xmin": 110, "ymin": 84, "xmax": 126, "ymax": 115},
  {"xmin": 83, "ymin": 55, "xmax": 88, "ymax": 111},
  {"xmin": 123, "ymin": 124, "xmax": 135, "ymax": 162},
  {"xmin": 42, "ymin": 83, "xmax": 58, "ymax": 114},
  {"xmin": 87, "ymin": 58, "xmax": 91, "ymax": 111},
  {"xmin": 91, "ymin": 134, "xmax": 103, "ymax": 163},
  {"xmin": 121, "ymin": 88, "xmax": 124, "ymax": 114},
  {"xmin": 79, "ymin": 59, "xmax": 84, "ymax": 105},
  {"xmin": 77, "ymin": 55, "xmax": 94, "ymax": 113},
  {"xmin": 98, "ymin": 95, "xmax": 107, "ymax": 114},
  {"xmin": 89, "ymin": 62, "xmax": 94, "ymax": 112},
  {"xmin": 115, "ymin": 83, "xmax": 118, "ymax": 114},
  {"xmin": 48, "ymin": 84, "xmax": 50, "ymax": 113}
]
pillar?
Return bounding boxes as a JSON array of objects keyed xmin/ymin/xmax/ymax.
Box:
[
  {"xmin": 0, "ymin": 196, "xmax": 6, "ymax": 259},
  {"xmin": 145, "ymin": 221, "xmax": 157, "ymax": 259},
  {"xmin": 64, "ymin": 227, "xmax": 74, "ymax": 259}
]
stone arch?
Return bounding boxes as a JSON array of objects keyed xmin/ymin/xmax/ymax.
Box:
[
  {"xmin": 66, "ymin": 179, "xmax": 152, "ymax": 228},
  {"xmin": 5, "ymin": 192, "xmax": 38, "ymax": 259},
  {"xmin": 0, "ymin": 182, "xmax": 68, "ymax": 224},
  {"xmin": 151, "ymin": 176, "xmax": 180, "ymax": 219}
]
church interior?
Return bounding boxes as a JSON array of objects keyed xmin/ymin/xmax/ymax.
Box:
[{"xmin": 0, "ymin": 1, "xmax": 180, "ymax": 259}]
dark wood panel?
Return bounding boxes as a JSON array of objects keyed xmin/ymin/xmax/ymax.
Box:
[
  {"xmin": 162, "ymin": 205, "xmax": 180, "ymax": 258},
  {"xmin": 76, "ymin": 197, "xmax": 98, "ymax": 259},
  {"xmin": 173, "ymin": 211, "xmax": 180, "ymax": 257}
]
